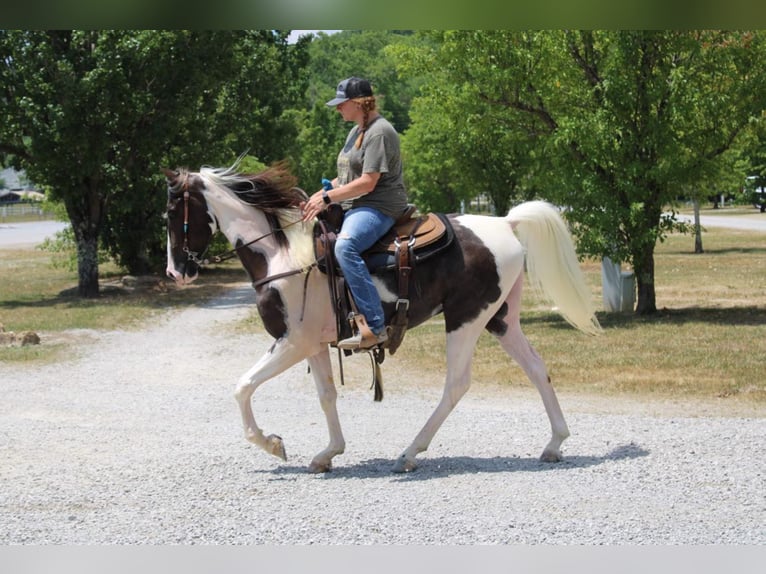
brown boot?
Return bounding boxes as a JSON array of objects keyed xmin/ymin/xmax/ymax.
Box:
[{"xmin": 337, "ymin": 314, "xmax": 388, "ymax": 350}]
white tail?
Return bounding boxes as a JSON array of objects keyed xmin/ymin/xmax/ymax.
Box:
[{"xmin": 507, "ymin": 201, "xmax": 601, "ymax": 335}]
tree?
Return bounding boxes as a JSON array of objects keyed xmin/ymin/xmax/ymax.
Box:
[
  {"xmin": 681, "ymin": 149, "xmax": 748, "ymax": 254},
  {"xmin": 287, "ymin": 30, "xmax": 419, "ymax": 191},
  {"xmin": 392, "ymin": 30, "xmax": 766, "ymax": 314},
  {"xmin": 390, "ymin": 31, "xmax": 568, "ymax": 214},
  {"xmin": 0, "ymin": 30, "xmax": 309, "ymax": 296}
]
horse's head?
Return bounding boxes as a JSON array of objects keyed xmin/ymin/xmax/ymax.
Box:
[{"xmin": 163, "ymin": 168, "xmax": 216, "ymax": 285}]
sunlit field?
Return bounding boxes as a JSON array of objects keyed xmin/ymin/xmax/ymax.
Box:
[{"xmin": 2, "ymin": 226, "xmax": 764, "ymax": 405}]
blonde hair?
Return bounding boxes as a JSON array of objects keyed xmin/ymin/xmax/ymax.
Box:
[{"xmin": 353, "ymin": 96, "xmax": 378, "ymax": 149}]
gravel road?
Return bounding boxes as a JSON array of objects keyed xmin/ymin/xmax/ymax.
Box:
[
  {"xmin": 674, "ymin": 212, "xmax": 766, "ymax": 232},
  {"xmin": 1, "ymin": 281, "xmax": 763, "ymax": 545},
  {"xmin": 0, "ymin": 220, "xmax": 68, "ymax": 248}
]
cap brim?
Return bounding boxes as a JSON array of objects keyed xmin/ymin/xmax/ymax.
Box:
[{"xmin": 325, "ymin": 97, "xmax": 348, "ymax": 107}]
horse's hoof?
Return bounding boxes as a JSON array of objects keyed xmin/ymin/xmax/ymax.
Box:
[
  {"xmin": 266, "ymin": 434, "xmax": 287, "ymax": 461},
  {"xmin": 308, "ymin": 459, "xmax": 332, "ymax": 473},
  {"xmin": 392, "ymin": 454, "xmax": 418, "ymax": 473},
  {"xmin": 540, "ymin": 448, "xmax": 562, "ymax": 463}
]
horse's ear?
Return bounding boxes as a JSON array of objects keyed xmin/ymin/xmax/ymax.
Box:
[{"xmin": 162, "ymin": 168, "xmax": 179, "ymax": 182}]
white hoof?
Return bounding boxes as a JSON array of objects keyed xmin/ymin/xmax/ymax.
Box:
[
  {"xmin": 266, "ymin": 434, "xmax": 287, "ymax": 461},
  {"xmin": 392, "ymin": 454, "xmax": 418, "ymax": 473},
  {"xmin": 540, "ymin": 447, "xmax": 562, "ymax": 463},
  {"xmin": 308, "ymin": 459, "xmax": 332, "ymax": 473}
]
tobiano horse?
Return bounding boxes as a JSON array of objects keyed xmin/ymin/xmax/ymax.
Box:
[{"xmin": 164, "ymin": 162, "xmax": 601, "ymax": 473}]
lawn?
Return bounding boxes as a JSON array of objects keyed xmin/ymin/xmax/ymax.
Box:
[{"xmin": 379, "ymin": 225, "xmax": 766, "ymax": 403}]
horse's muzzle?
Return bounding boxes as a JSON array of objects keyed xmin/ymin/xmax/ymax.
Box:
[{"xmin": 166, "ymin": 265, "xmax": 198, "ymax": 286}]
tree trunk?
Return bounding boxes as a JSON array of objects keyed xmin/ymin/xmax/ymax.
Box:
[
  {"xmin": 75, "ymin": 232, "xmax": 100, "ymax": 298},
  {"xmin": 693, "ymin": 198, "xmax": 704, "ymax": 254},
  {"xmin": 633, "ymin": 244, "xmax": 657, "ymax": 315},
  {"xmin": 66, "ymin": 181, "xmax": 104, "ymax": 299}
]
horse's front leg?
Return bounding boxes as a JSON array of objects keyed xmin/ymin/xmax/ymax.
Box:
[
  {"xmin": 306, "ymin": 347, "xmax": 345, "ymax": 473},
  {"xmin": 234, "ymin": 338, "xmax": 307, "ymax": 461}
]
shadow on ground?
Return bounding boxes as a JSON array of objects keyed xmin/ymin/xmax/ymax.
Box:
[
  {"xmin": 525, "ymin": 306, "xmax": 766, "ymax": 330},
  {"xmin": 259, "ymin": 442, "xmax": 649, "ymax": 481}
]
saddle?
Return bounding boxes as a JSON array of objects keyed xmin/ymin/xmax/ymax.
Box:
[{"xmin": 314, "ymin": 204, "xmax": 454, "ymax": 357}]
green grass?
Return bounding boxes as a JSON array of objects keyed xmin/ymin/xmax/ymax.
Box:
[
  {"xmin": 675, "ymin": 203, "xmax": 766, "ymax": 222},
  {"xmin": 0, "ymin": 247, "xmax": 246, "ymax": 362},
  {"xmin": 390, "ymin": 227, "xmax": 766, "ymax": 404}
]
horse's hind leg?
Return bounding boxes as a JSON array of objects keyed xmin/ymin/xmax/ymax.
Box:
[
  {"xmin": 306, "ymin": 347, "xmax": 345, "ymax": 473},
  {"xmin": 392, "ymin": 321, "xmax": 485, "ymax": 473},
  {"xmin": 493, "ymin": 277, "xmax": 569, "ymax": 461},
  {"xmin": 234, "ymin": 338, "xmax": 307, "ymax": 462}
]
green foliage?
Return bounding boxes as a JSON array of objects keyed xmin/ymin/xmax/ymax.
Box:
[
  {"xmin": 237, "ymin": 155, "xmax": 267, "ymax": 174},
  {"xmin": 0, "ymin": 30, "xmax": 309, "ymax": 295},
  {"xmin": 391, "ymin": 31, "xmax": 554, "ymax": 214},
  {"xmin": 5, "ymin": 28, "xmax": 766, "ymax": 316},
  {"xmin": 288, "ymin": 31, "xmax": 419, "ymax": 192},
  {"xmin": 38, "ymin": 225, "xmax": 111, "ymax": 272},
  {"xmin": 390, "ymin": 30, "xmax": 766, "ymax": 314}
]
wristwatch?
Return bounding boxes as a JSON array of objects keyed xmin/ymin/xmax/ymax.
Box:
[{"xmin": 322, "ymin": 189, "xmax": 332, "ymax": 204}]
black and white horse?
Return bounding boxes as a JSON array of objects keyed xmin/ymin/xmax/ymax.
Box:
[{"xmin": 164, "ymin": 162, "xmax": 600, "ymax": 473}]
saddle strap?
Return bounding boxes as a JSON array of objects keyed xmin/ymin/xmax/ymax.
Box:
[
  {"xmin": 397, "ymin": 240, "xmax": 412, "ymax": 299},
  {"xmin": 318, "ymin": 219, "xmax": 343, "ymax": 339},
  {"xmin": 387, "ymin": 219, "xmax": 424, "ymax": 356}
]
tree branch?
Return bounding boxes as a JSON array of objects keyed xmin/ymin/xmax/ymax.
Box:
[
  {"xmin": 566, "ymin": 30, "xmax": 602, "ymax": 88},
  {"xmin": 0, "ymin": 143, "xmax": 30, "ymax": 162},
  {"xmin": 477, "ymin": 92, "xmax": 558, "ymax": 133}
]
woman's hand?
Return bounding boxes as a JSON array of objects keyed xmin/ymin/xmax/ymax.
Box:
[{"xmin": 300, "ymin": 190, "xmax": 327, "ymax": 222}]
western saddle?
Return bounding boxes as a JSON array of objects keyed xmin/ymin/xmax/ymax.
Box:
[{"xmin": 314, "ymin": 203, "xmax": 454, "ymax": 357}]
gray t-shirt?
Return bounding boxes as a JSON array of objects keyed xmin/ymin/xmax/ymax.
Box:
[{"xmin": 336, "ymin": 116, "xmax": 409, "ymax": 219}]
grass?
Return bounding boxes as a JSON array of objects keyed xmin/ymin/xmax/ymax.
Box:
[
  {"xmin": 389, "ymin": 226, "xmax": 766, "ymax": 404},
  {"xmin": 1, "ymin": 226, "xmax": 764, "ymax": 405},
  {"xmin": 0, "ymin": 247, "xmax": 245, "ymax": 362}
]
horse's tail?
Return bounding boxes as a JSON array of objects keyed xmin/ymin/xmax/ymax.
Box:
[{"xmin": 507, "ymin": 201, "xmax": 601, "ymax": 335}]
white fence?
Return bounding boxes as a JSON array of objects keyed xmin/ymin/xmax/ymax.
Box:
[{"xmin": 0, "ymin": 202, "xmax": 51, "ymax": 221}]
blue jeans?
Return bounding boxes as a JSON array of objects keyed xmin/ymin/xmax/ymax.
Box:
[{"xmin": 334, "ymin": 207, "xmax": 395, "ymax": 335}]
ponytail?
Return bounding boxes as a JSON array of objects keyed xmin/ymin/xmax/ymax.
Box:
[{"xmin": 353, "ymin": 96, "xmax": 377, "ymax": 149}]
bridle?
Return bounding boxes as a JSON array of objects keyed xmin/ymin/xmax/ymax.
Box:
[
  {"xmin": 179, "ymin": 188, "xmax": 208, "ymax": 268},
  {"xmin": 172, "ymin": 175, "xmax": 317, "ymax": 292}
]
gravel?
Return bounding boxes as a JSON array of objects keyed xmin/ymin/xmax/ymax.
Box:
[{"xmin": 1, "ymin": 283, "xmax": 763, "ymax": 545}]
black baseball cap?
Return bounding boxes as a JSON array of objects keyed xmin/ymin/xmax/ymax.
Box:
[{"xmin": 325, "ymin": 77, "xmax": 373, "ymax": 106}]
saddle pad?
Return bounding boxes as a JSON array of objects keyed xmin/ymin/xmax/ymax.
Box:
[
  {"xmin": 313, "ymin": 210, "xmax": 454, "ymax": 274},
  {"xmin": 364, "ymin": 213, "xmax": 454, "ymax": 271},
  {"xmin": 368, "ymin": 212, "xmax": 447, "ymax": 255}
]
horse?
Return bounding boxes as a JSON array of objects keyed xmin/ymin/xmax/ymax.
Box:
[{"xmin": 163, "ymin": 161, "xmax": 601, "ymax": 473}]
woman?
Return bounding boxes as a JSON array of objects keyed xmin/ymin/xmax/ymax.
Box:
[{"xmin": 301, "ymin": 77, "xmax": 409, "ymax": 350}]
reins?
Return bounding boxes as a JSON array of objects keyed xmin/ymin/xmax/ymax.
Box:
[
  {"xmin": 177, "ymin": 179, "xmax": 317, "ymax": 309},
  {"xmin": 223, "ymin": 219, "xmax": 308, "ymax": 264},
  {"xmin": 187, "ymin": 212, "xmax": 315, "ymax": 287},
  {"xmin": 178, "ymin": 175, "xmax": 304, "ymax": 266}
]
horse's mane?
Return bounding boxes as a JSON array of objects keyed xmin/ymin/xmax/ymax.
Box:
[
  {"xmin": 199, "ymin": 160, "xmax": 308, "ymax": 250},
  {"xmin": 202, "ymin": 161, "xmax": 307, "ymax": 210},
  {"xmin": 200, "ymin": 160, "xmax": 308, "ymax": 213}
]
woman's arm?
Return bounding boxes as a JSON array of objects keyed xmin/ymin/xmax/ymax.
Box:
[{"xmin": 301, "ymin": 172, "xmax": 381, "ymax": 222}]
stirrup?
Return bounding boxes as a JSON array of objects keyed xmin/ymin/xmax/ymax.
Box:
[
  {"xmin": 336, "ymin": 330, "xmax": 388, "ymax": 350},
  {"xmin": 337, "ymin": 314, "xmax": 388, "ymax": 350}
]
